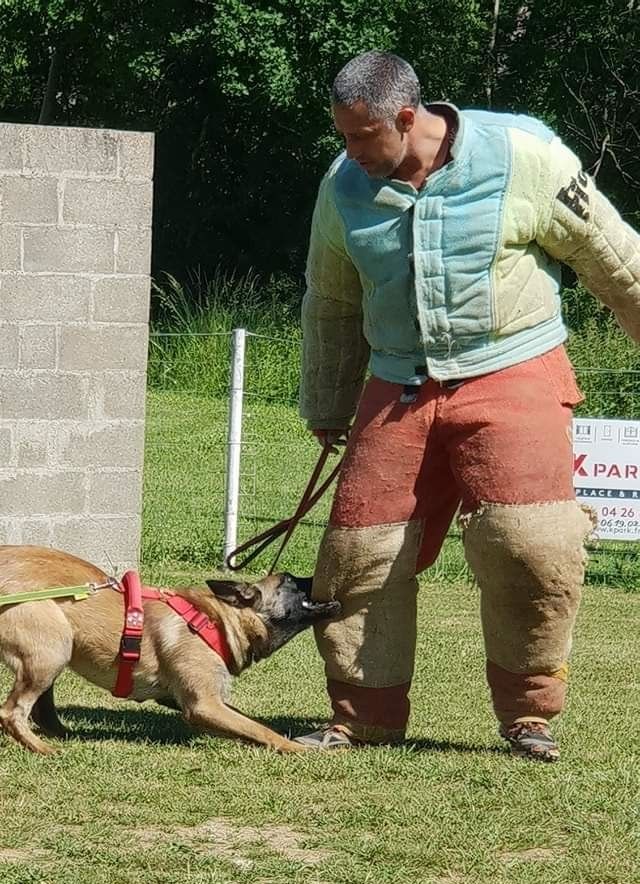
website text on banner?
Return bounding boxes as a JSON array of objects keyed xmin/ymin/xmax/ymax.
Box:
[{"xmin": 573, "ymin": 418, "xmax": 640, "ymax": 540}]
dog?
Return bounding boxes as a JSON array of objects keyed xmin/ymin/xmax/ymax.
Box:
[{"xmin": 0, "ymin": 545, "xmax": 340, "ymax": 755}]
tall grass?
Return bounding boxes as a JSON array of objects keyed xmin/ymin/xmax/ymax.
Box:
[
  {"xmin": 150, "ymin": 273, "xmax": 640, "ymax": 416},
  {"xmin": 564, "ymin": 286, "xmax": 640, "ymax": 419},
  {"xmin": 148, "ymin": 269, "xmax": 301, "ymax": 400}
]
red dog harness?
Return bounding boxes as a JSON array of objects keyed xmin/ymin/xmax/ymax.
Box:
[{"xmin": 112, "ymin": 571, "xmax": 233, "ymax": 698}]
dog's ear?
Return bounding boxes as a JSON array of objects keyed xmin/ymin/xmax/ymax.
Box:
[{"xmin": 206, "ymin": 579, "xmax": 259, "ymax": 607}]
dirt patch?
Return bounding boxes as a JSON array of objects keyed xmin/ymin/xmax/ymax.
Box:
[
  {"xmin": 0, "ymin": 847, "xmax": 49, "ymax": 864},
  {"xmin": 499, "ymin": 846, "xmax": 566, "ymax": 864},
  {"xmin": 134, "ymin": 817, "xmax": 333, "ymax": 869}
]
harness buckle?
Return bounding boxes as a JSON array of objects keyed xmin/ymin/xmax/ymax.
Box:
[
  {"xmin": 186, "ymin": 611, "xmax": 210, "ymax": 634},
  {"xmin": 119, "ymin": 634, "xmax": 142, "ymax": 659}
]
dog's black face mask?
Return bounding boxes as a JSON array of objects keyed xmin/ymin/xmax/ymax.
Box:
[
  {"xmin": 207, "ymin": 573, "xmax": 340, "ymax": 657},
  {"xmin": 257, "ymin": 573, "xmax": 341, "ymax": 655}
]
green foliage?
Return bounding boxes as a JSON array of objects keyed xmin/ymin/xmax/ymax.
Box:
[
  {"xmin": 0, "ymin": 0, "xmax": 489, "ymax": 276},
  {"xmin": 1, "ymin": 1, "xmax": 637, "ymax": 276},
  {"xmin": 492, "ymin": 0, "xmax": 640, "ymax": 225}
]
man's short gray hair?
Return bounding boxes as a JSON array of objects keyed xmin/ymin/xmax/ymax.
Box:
[{"xmin": 332, "ymin": 51, "xmax": 421, "ymax": 123}]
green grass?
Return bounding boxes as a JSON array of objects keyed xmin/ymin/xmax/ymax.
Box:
[
  {"xmin": 1, "ymin": 392, "xmax": 639, "ymax": 883},
  {"xmin": 143, "ymin": 390, "xmax": 637, "ymax": 588},
  {"xmin": 1, "ymin": 281, "xmax": 638, "ymax": 882},
  {"xmin": 142, "ymin": 390, "xmax": 472, "ymax": 585},
  {"xmin": 0, "ymin": 579, "xmax": 638, "ymax": 884}
]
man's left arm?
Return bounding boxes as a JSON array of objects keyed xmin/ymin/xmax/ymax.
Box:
[{"xmin": 536, "ymin": 138, "xmax": 640, "ymax": 342}]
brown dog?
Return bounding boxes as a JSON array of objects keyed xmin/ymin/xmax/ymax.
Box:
[{"xmin": 0, "ymin": 545, "xmax": 339, "ymax": 755}]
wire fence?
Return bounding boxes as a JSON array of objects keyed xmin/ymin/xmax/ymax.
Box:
[{"xmin": 143, "ymin": 328, "xmax": 640, "ymax": 588}]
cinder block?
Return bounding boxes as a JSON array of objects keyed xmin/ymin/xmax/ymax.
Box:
[
  {"xmin": 23, "ymin": 126, "xmax": 118, "ymax": 176},
  {"xmin": 19, "ymin": 518, "xmax": 53, "ymax": 546},
  {"xmin": 0, "ymin": 373, "xmax": 88, "ymax": 420},
  {"xmin": 19, "ymin": 325, "xmax": 56, "ymax": 369},
  {"xmin": 0, "ymin": 521, "xmax": 11, "ymax": 544},
  {"xmin": 0, "ymin": 125, "xmax": 23, "ymax": 171},
  {"xmin": 0, "ymin": 225, "xmax": 22, "ymax": 271},
  {"xmin": 57, "ymin": 421, "xmax": 145, "ymax": 469},
  {"xmin": 58, "ymin": 325, "xmax": 148, "ymax": 371},
  {"xmin": 86, "ymin": 470, "xmax": 142, "ymax": 514},
  {"xmin": 52, "ymin": 516, "xmax": 140, "ymax": 570},
  {"xmin": 0, "ymin": 520, "xmax": 22, "ymax": 544},
  {"xmin": 0, "ymin": 275, "xmax": 91, "ymax": 321},
  {"xmin": 23, "ymin": 228, "xmax": 114, "ymax": 273},
  {"xmin": 93, "ymin": 276, "xmax": 150, "ymax": 322},
  {"xmin": 115, "ymin": 229, "xmax": 152, "ymax": 275},
  {"xmin": 1, "ymin": 177, "xmax": 58, "ymax": 223},
  {"xmin": 0, "ymin": 324, "xmax": 19, "ymax": 368},
  {"xmin": 15, "ymin": 424, "xmax": 50, "ymax": 467},
  {"xmin": 0, "ymin": 471, "xmax": 85, "ymax": 515},
  {"xmin": 0, "ymin": 427, "xmax": 12, "ymax": 465},
  {"xmin": 63, "ymin": 179, "xmax": 152, "ymax": 227},
  {"xmin": 98, "ymin": 372, "xmax": 147, "ymax": 420},
  {"xmin": 118, "ymin": 132, "xmax": 154, "ymax": 180}
]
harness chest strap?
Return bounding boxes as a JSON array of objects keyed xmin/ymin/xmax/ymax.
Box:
[{"xmin": 112, "ymin": 570, "xmax": 233, "ymax": 699}]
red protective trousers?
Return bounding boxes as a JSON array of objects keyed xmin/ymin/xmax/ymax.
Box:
[{"xmin": 312, "ymin": 346, "xmax": 593, "ymax": 742}]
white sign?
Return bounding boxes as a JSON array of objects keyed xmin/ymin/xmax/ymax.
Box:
[{"xmin": 573, "ymin": 417, "xmax": 640, "ymax": 540}]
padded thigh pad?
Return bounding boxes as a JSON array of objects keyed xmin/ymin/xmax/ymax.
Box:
[
  {"xmin": 462, "ymin": 501, "xmax": 595, "ymax": 673},
  {"xmin": 312, "ymin": 520, "xmax": 422, "ymax": 687}
]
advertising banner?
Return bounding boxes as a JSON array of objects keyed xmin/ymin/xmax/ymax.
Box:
[{"xmin": 573, "ymin": 417, "xmax": 640, "ymax": 540}]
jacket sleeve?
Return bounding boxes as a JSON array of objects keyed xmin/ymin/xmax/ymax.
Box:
[
  {"xmin": 536, "ymin": 137, "xmax": 640, "ymax": 341},
  {"xmin": 299, "ymin": 170, "xmax": 370, "ymax": 430}
]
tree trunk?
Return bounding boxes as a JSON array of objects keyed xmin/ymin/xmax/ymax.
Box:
[
  {"xmin": 486, "ymin": 0, "xmax": 501, "ymax": 106},
  {"xmin": 38, "ymin": 46, "xmax": 62, "ymax": 124}
]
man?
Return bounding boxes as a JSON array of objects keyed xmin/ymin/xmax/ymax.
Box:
[{"xmin": 295, "ymin": 50, "xmax": 640, "ymax": 760}]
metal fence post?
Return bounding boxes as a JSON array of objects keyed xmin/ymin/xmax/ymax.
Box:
[{"xmin": 223, "ymin": 328, "xmax": 246, "ymax": 569}]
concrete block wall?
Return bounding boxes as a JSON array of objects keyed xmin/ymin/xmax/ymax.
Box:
[{"xmin": 0, "ymin": 123, "xmax": 154, "ymax": 571}]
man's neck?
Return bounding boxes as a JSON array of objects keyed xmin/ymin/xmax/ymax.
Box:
[{"xmin": 391, "ymin": 106, "xmax": 453, "ymax": 189}]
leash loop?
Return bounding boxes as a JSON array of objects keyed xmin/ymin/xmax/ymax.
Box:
[{"xmin": 225, "ymin": 445, "xmax": 342, "ymax": 574}]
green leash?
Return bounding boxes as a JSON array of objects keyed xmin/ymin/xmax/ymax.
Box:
[{"xmin": 0, "ymin": 580, "xmax": 116, "ymax": 608}]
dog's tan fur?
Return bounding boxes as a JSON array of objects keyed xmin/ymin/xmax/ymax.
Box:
[{"xmin": 0, "ymin": 545, "xmax": 323, "ymax": 755}]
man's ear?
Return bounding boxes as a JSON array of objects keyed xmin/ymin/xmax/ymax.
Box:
[
  {"xmin": 396, "ymin": 107, "xmax": 415, "ymax": 133},
  {"xmin": 206, "ymin": 579, "xmax": 259, "ymax": 607}
]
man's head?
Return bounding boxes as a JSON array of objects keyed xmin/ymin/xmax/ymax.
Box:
[{"xmin": 331, "ymin": 50, "xmax": 421, "ymax": 178}]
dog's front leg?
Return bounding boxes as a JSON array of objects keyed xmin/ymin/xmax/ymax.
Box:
[{"xmin": 183, "ymin": 700, "xmax": 306, "ymax": 753}]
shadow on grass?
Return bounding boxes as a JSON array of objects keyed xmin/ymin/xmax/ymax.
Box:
[
  {"xmin": 56, "ymin": 706, "xmax": 502, "ymax": 756},
  {"xmin": 58, "ymin": 704, "xmax": 195, "ymax": 745},
  {"xmin": 57, "ymin": 705, "xmax": 322, "ymax": 748},
  {"xmin": 266, "ymin": 716, "xmax": 503, "ymax": 756}
]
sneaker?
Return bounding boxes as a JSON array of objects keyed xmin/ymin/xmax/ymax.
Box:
[
  {"xmin": 499, "ymin": 720, "xmax": 560, "ymax": 762},
  {"xmin": 294, "ymin": 724, "xmax": 355, "ymax": 750}
]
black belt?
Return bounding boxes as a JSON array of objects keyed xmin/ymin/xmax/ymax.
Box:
[{"xmin": 400, "ymin": 370, "xmax": 465, "ymax": 404}]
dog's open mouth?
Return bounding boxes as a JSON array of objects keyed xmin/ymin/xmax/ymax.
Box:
[{"xmin": 301, "ymin": 598, "xmax": 341, "ymax": 618}]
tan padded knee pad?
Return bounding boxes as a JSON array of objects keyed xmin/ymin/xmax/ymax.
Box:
[
  {"xmin": 462, "ymin": 501, "xmax": 595, "ymax": 674},
  {"xmin": 312, "ymin": 520, "xmax": 422, "ymax": 687}
]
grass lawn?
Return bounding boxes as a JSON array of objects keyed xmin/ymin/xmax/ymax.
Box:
[{"xmin": 0, "ymin": 389, "xmax": 638, "ymax": 883}]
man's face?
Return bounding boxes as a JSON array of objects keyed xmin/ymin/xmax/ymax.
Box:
[{"xmin": 332, "ymin": 100, "xmax": 411, "ymax": 179}]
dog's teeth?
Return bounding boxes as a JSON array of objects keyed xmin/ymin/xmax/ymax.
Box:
[{"xmin": 302, "ymin": 599, "xmax": 322, "ymax": 611}]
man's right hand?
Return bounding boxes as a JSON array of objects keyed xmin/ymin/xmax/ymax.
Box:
[{"xmin": 311, "ymin": 428, "xmax": 349, "ymax": 454}]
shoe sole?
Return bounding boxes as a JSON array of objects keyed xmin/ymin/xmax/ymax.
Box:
[
  {"xmin": 507, "ymin": 743, "xmax": 560, "ymax": 762},
  {"xmin": 293, "ymin": 739, "xmax": 353, "ymax": 750}
]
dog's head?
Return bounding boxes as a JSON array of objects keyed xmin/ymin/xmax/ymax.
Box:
[{"xmin": 206, "ymin": 573, "xmax": 340, "ymax": 656}]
